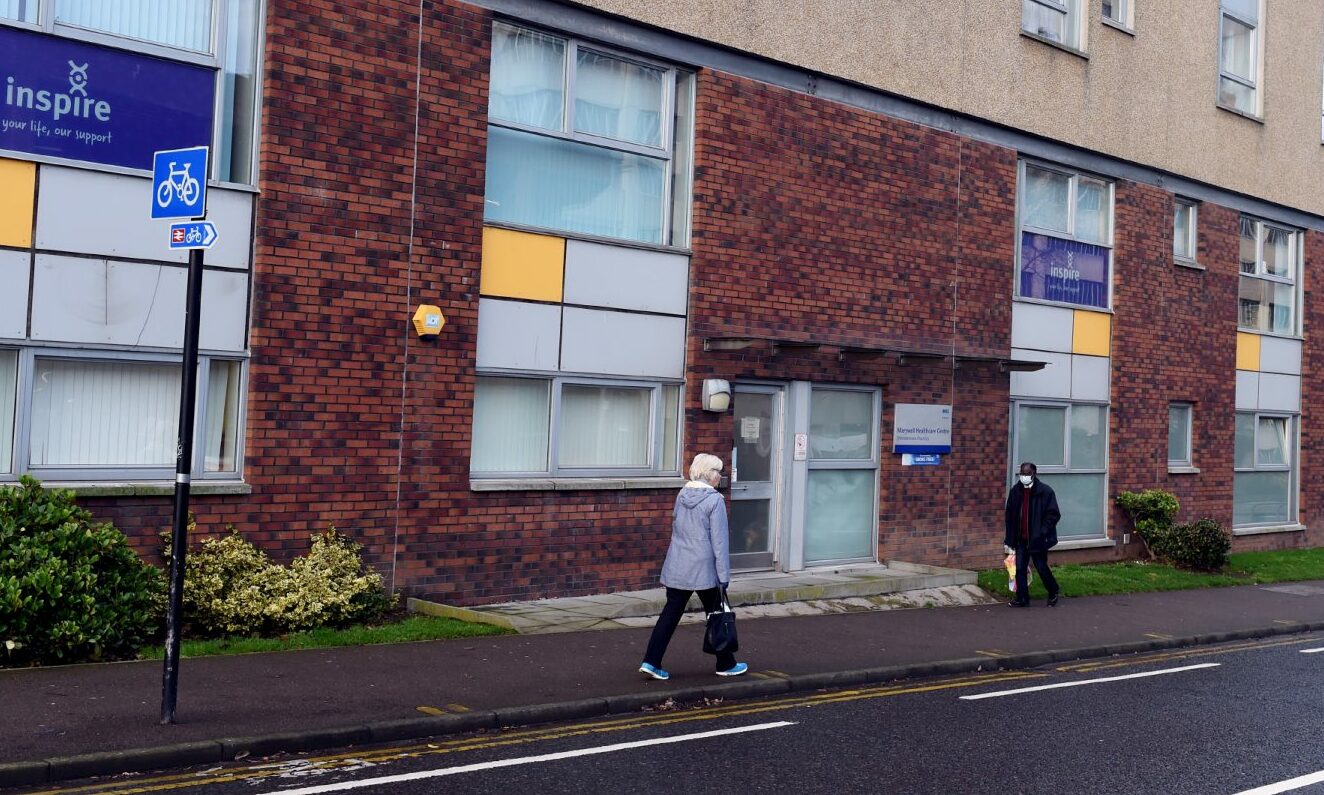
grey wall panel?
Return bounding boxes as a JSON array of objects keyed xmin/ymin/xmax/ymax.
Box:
[
  {"xmin": 1259, "ymin": 336, "xmax": 1302, "ymax": 376},
  {"xmin": 1010, "ymin": 347, "xmax": 1070, "ymax": 399},
  {"xmin": 476, "ymin": 298, "xmax": 561, "ymax": 371},
  {"xmin": 561, "ymin": 307, "xmax": 685, "ymax": 378},
  {"xmin": 1010, "ymin": 302, "xmax": 1073, "ymax": 354},
  {"xmin": 562, "ymin": 240, "xmax": 688, "ymax": 315},
  {"xmin": 31, "ymin": 255, "xmax": 186, "ymax": 347},
  {"xmin": 36, "ymin": 167, "xmax": 253, "ymax": 270},
  {"xmin": 1236, "ymin": 370, "xmax": 1260, "ymax": 411},
  {"xmin": 0, "ymin": 249, "xmax": 29, "ymax": 340},
  {"xmin": 199, "ymin": 270, "xmax": 249, "ymax": 352},
  {"xmin": 1259, "ymin": 373, "xmax": 1301, "ymax": 413},
  {"xmin": 1070, "ymin": 355, "xmax": 1110, "ymax": 402}
]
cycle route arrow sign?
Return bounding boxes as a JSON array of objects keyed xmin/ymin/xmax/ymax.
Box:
[{"xmin": 168, "ymin": 221, "xmax": 218, "ymax": 250}]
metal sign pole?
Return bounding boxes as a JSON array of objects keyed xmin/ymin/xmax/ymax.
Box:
[{"xmin": 161, "ymin": 246, "xmax": 205, "ymax": 725}]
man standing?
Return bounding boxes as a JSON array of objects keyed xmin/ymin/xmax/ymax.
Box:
[{"xmin": 1003, "ymin": 462, "xmax": 1062, "ymax": 607}]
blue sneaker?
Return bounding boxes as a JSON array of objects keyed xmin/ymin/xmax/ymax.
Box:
[
  {"xmin": 639, "ymin": 662, "xmax": 670, "ymax": 681},
  {"xmin": 716, "ymin": 662, "xmax": 749, "ymax": 677}
]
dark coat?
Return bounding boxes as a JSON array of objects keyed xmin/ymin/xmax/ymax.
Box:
[{"xmin": 1003, "ymin": 479, "xmax": 1062, "ymax": 553}]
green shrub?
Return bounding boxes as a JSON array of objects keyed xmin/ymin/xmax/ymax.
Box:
[
  {"xmin": 1154, "ymin": 518, "xmax": 1231, "ymax": 572},
  {"xmin": 0, "ymin": 476, "xmax": 164, "ymax": 666},
  {"xmin": 182, "ymin": 527, "xmax": 394, "ymax": 637},
  {"xmin": 1115, "ymin": 489, "xmax": 1180, "ymax": 559}
]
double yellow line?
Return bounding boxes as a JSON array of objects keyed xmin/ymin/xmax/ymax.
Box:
[
  {"xmin": 32, "ymin": 669, "xmax": 1045, "ymax": 795},
  {"xmin": 1058, "ymin": 635, "xmax": 1318, "ymax": 674}
]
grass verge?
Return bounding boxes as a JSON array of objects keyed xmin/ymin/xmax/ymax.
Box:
[
  {"xmin": 978, "ymin": 547, "xmax": 1324, "ymax": 601},
  {"xmin": 138, "ymin": 614, "xmax": 510, "ymax": 660}
]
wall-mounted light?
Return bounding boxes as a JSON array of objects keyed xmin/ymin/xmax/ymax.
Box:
[
  {"xmin": 702, "ymin": 378, "xmax": 731, "ymax": 412},
  {"xmin": 412, "ymin": 305, "xmax": 445, "ymax": 338}
]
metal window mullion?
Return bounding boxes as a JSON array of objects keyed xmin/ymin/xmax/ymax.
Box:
[
  {"xmin": 191, "ymin": 355, "xmax": 211, "ymax": 476},
  {"xmin": 13, "ymin": 348, "xmax": 34, "ymax": 477},
  {"xmin": 547, "ymin": 377, "xmax": 563, "ymax": 475},
  {"xmin": 1220, "ymin": 70, "xmax": 1256, "ymax": 90},
  {"xmin": 564, "ymin": 40, "xmax": 577, "ymax": 136}
]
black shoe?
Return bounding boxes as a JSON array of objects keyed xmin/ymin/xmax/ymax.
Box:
[
  {"xmin": 1047, "ymin": 593, "xmax": 1060, "ymax": 607},
  {"xmin": 1008, "ymin": 599, "xmax": 1030, "ymax": 608}
]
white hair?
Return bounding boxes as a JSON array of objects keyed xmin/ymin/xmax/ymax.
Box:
[{"xmin": 688, "ymin": 453, "xmax": 724, "ymax": 483}]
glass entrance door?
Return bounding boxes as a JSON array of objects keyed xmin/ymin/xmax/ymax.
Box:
[{"xmin": 729, "ymin": 385, "xmax": 782, "ymax": 570}]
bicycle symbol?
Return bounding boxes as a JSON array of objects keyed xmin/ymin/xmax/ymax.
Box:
[
  {"xmin": 155, "ymin": 161, "xmax": 200, "ymax": 208},
  {"xmin": 185, "ymin": 227, "xmax": 202, "ymax": 244}
]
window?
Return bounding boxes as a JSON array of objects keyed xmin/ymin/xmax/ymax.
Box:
[
  {"xmin": 1168, "ymin": 403, "xmax": 1193, "ymax": 468},
  {"xmin": 55, "ymin": 0, "xmax": 213, "ymax": 52},
  {"xmin": 1016, "ymin": 162, "xmax": 1114, "ymax": 309},
  {"xmin": 1012, "ymin": 401, "xmax": 1108, "ymax": 540},
  {"xmin": 0, "ymin": 351, "xmax": 244, "ymax": 481},
  {"xmin": 805, "ymin": 387, "xmax": 879, "ymax": 565},
  {"xmin": 1102, "ymin": 0, "xmax": 1129, "ymax": 28},
  {"xmin": 0, "ymin": 0, "xmax": 36, "ymax": 23},
  {"xmin": 1022, "ymin": 0, "xmax": 1081, "ymax": 50},
  {"xmin": 1234, "ymin": 412, "xmax": 1296, "ymax": 527},
  {"xmin": 470, "ymin": 375, "xmax": 681, "ymax": 477},
  {"xmin": 1238, "ymin": 217, "xmax": 1301, "ymax": 335},
  {"xmin": 485, "ymin": 22, "xmax": 695, "ymax": 246},
  {"xmin": 1173, "ymin": 200, "xmax": 1198, "ymax": 263},
  {"xmin": 1219, "ymin": 0, "xmax": 1261, "ymax": 115}
]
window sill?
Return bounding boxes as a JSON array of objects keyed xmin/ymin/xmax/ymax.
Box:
[
  {"xmin": 471, "ymin": 477, "xmax": 687, "ymax": 492},
  {"xmin": 1174, "ymin": 259, "xmax": 1205, "ymax": 271},
  {"xmin": 34, "ymin": 481, "xmax": 252, "ymax": 497},
  {"xmin": 1233, "ymin": 524, "xmax": 1306, "ymax": 537},
  {"xmin": 1168, "ymin": 466, "xmax": 1201, "ymax": 475},
  {"xmin": 1236, "ymin": 329, "xmax": 1304, "ymax": 341},
  {"xmin": 482, "ymin": 220, "xmax": 693, "ymax": 257},
  {"xmin": 1019, "ymin": 31, "xmax": 1089, "ymax": 60},
  {"xmin": 1053, "ymin": 537, "xmax": 1115, "ymax": 550},
  {"xmin": 1101, "ymin": 18, "xmax": 1135, "ymax": 36},
  {"xmin": 1013, "ymin": 297, "xmax": 1113, "ymax": 314},
  {"xmin": 1216, "ymin": 103, "xmax": 1265, "ymax": 125}
]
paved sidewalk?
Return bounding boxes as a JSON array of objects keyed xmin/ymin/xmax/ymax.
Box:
[{"xmin": 3, "ymin": 580, "xmax": 1324, "ymax": 787}]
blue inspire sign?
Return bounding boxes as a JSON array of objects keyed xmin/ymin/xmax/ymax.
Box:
[{"xmin": 0, "ymin": 26, "xmax": 215, "ymax": 171}]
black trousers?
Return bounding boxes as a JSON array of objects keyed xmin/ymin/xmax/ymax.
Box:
[
  {"xmin": 643, "ymin": 586, "xmax": 736, "ymax": 671},
  {"xmin": 1014, "ymin": 542, "xmax": 1059, "ymax": 601}
]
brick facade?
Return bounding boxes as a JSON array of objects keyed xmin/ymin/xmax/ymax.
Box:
[{"xmin": 80, "ymin": 0, "xmax": 1320, "ymax": 604}]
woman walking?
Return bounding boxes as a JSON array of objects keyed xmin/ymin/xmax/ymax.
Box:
[{"xmin": 639, "ymin": 453, "xmax": 749, "ymax": 680}]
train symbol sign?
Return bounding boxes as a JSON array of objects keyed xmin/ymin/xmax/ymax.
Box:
[{"xmin": 151, "ymin": 146, "xmax": 208, "ymax": 219}]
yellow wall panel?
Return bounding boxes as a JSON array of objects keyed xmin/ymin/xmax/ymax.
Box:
[
  {"xmin": 1072, "ymin": 310, "xmax": 1111, "ymax": 357},
  {"xmin": 0, "ymin": 158, "xmax": 36, "ymax": 248},
  {"xmin": 480, "ymin": 227, "xmax": 565, "ymax": 302},
  {"xmin": 1236, "ymin": 332, "xmax": 1261, "ymax": 371}
]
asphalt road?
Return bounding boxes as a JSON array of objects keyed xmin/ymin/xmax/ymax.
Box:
[{"xmin": 27, "ymin": 632, "xmax": 1324, "ymax": 795}]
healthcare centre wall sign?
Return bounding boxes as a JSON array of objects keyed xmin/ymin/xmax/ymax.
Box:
[
  {"xmin": 892, "ymin": 404, "xmax": 953, "ymax": 455},
  {"xmin": 1, "ymin": 26, "xmax": 215, "ymax": 170}
]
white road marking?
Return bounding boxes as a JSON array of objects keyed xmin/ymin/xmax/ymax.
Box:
[
  {"xmin": 252, "ymin": 721, "xmax": 797, "ymax": 794},
  {"xmin": 1299, "ymin": 647, "xmax": 1324, "ymax": 654},
  {"xmin": 959, "ymin": 663, "xmax": 1221, "ymax": 700},
  {"xmin": 1232, "ymin": 768, "xmax": 1324, "ymax": 794}
]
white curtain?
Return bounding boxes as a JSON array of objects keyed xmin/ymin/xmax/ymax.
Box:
[
  {"xmin": 1074, "ymin": 179, "xmax": 1108, "ymax": 244},
  {"xmin": 29, "ymin": 359, "xmax": 180, "ymax": 467},
  {"xmin": 0, "ymin": 351, "xmax": 16, "ymax": 473},
  {"xmin": 218, "ymin": 0, "xmax": 260, "ymax": 183},
  {"xmin": 1022, "ymin": 166, "xmax": 1069, "ymax": 233},
  {"xmin": 574, "ymin": 49, "xmax": 664, "ymax": 147},
  {"xmin": 57, "ymin": 0, "xmax": 213, "ymax": 52},
  {"xmin": 558, "ymin": 385, "xmax": 649, "ymax": 468},
  {"xmin": 204, "ymin": 360, "xmax": 241, "ymax": 472},
  {"xmin": 1, "ymin": 0, "xmax": 36, "ymax": 23},
  {"xmin": 1220, "ymin": 16, "xmax": 1255, "ymax": 80},
  {"xmin": 471, "ymin": 377, "xmax": 550, "ymax": 473},
  {"xmin": 489, "ymin": 23, "xmax": 565, "ymax": 131}
]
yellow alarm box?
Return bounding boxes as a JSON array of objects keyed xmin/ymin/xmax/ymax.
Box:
[{"xmin": 412, "ymin": 305, "xmax": 445, "ymax": 338}]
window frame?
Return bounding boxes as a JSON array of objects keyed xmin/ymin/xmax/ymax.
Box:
[
  {"xmin": 469, "ymin": 372, "xmax": 683, "ymax": 479},
  {"xmin": 1101, "ymin": 0, "xmax": 1133, "ymax": 32},
  {"xmin": 0, "ymin": 346, "xmax": 247, "ymax": 483},
  {"xmin": 1237, "ymin": 216, "xmax": 1303, "ymax": 337},
  {"xmin": 802, "ymin": 384, "xmax": 881, "ymax": 567},
  {"xmin": 1233, "ymin": 410, "xmax": 1298, "ymax": 528},
  {"xmin": 1021, "ymin": 0, "xmax": 1084, "ymax": 52},
  {"xmin": 1010, "ymin": 399, "xmax": 1110, "ymax": 541},
  {"xmin": 1014, "ymin": 160, "xmax": 1116, "ymax": 311},
  {"xmin": 1217, "ymin": 0, "xmax": 1262, "ymax": 118},
  {"xmin": 485, "ymin": 20, "xmax": 692, "ymax": 247},
  {"xmin": 1173, "ymin": 199, "xmax": 1199, "ymax": 265},
  {"xmin": 1167, "ymin": 402, "xmax": 1193, "ymax": 469}
]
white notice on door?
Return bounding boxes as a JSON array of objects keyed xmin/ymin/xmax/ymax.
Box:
[
  {"xmin": 741, "ymin": 416, "xmax": 761, "ymax": 442},
  {"xmin": 794, "ymin": 433, "xmax": 808, "ymax": 461}
]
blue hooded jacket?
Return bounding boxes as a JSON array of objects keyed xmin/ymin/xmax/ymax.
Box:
[{"xmin": 659, "ymin": 484, "xmax": 731, "ymax": 590}]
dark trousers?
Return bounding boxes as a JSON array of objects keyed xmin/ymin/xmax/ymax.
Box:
[
  {"xmin": 1014, "ymin": 543, "xmax": 1059, "ymax": 601},
  {"xmin": 643, "ymin": 586, "xmax": 735, "ymax": 671}
]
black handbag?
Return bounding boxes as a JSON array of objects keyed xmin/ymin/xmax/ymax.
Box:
[{"xmin": 703, "ymin": 588, "xmax": 739, "ymax": 655}]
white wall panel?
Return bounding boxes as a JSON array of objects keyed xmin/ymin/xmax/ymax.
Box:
[
  {"xmin": 1010, "ymin": 348, "xmax": 1070, "ymax": 399},
  {"xmin": 1259, "ymin": 373, "xmax": 1301, "ymax": 413},
  {"xmin": 563, "ymin": 240, "xmax": 688, "ymax": 315},
  {"xmin": 1010, "ymin": 302, "xmax": 1074, "ymax": 353},
  {"xmin": 31, "ymin": 255, "xmax": 186, "ymax": 347},
  {"xmin": 1070, "ymin": 355, "xmax": 1110, "ymax": 402},
  {"xmin": 0, "ymin": 249, "xmax": 29, "ymax": 339},
  {"xmin": 36, "ymin": 167, "xmax": 252, "ymax": 270},
  {"xmin": 1259, "ymin": 336, "xmax": 1302, "ymax": 376},
  {"xmin": 476, "ymin": 298, "xmax": 560, "ymax": 372},
  {"xmin": 561, "ymin": 308, "xmax": 685, "ymax": 379},
  {"xmin": 199, "ymin": 270, "xmax": 249, "ymax": 352},
  {"xmin": 1235, "ymin": 370, "xmax": 1260, "ymax": 411}
]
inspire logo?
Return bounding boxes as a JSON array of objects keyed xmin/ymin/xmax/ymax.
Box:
[{"xmin": 5, "ymin": 60, "xmax": 112, "ymax": 122}]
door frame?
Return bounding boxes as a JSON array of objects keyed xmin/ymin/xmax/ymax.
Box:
[{"xmin": 729, "ymin": 382, "xmax": 787, "ymax": 571}]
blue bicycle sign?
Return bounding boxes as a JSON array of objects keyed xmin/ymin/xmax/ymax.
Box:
[
  {"xmin": 168, "ymin": 221, "xmax": 218, "ymax": 250},
  {"xmin": 151, "ymin": 146, "xmax": 208, "ymax": 220}
]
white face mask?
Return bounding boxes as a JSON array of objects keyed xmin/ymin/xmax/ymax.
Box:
[{"xmin": 1019, "ymin": 474, "xmax": 1034, "ymax": 487}]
